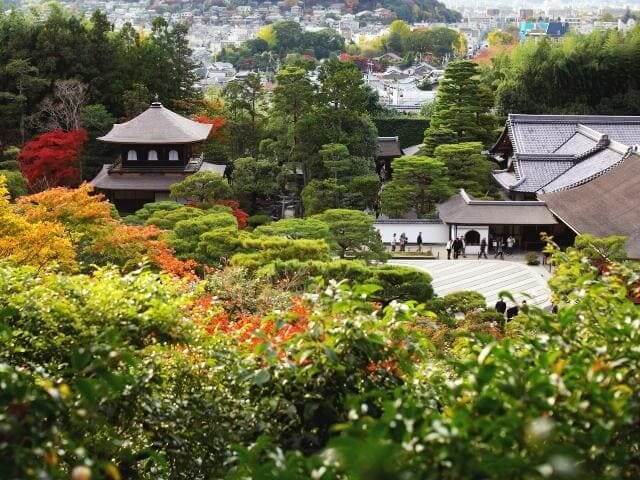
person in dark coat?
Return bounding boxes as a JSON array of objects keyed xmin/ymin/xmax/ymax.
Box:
[
  {"xmin": 494, "ymin": 238, "xmax": 504, "ymax": 259},
  {"xmin": 495, "ymin": 299, "xmax": 506, "ymax": 314},
  {"xmin": 452, "ymin": 237, "xmax": 461, "ymax": 259},
  {"xmin": 417, "ymin": 232, "xmax": 423, "ymax": 253},
  {"xmin": 478, "ymin": 238, "xmax": 488, "ymax": 259},
  {"xmin": 506, "ymin": 305, "xmax": 519, "ymax": 320}
]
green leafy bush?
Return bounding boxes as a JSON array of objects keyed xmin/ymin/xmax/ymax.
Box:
[
  {"xmin": 310, "ymin": 209, "xmax": 386, "ymax": 261},
  {"xmin": 247, "ymin": 214, "xmax": 272, "ymax": 228},
  {"xmin": 230, "ymin": 243, "xmax": 640, "ymax": 479},
  {"xmin": 230, "ymin": 237, "xmax": 330, "ymax": 270},
  {"xmin": 124, "ymin": 200, "xmax": 183, "ymax": 224},
  {"xmin": 145, "ymin": 205, "xmax": 205, "ymax": 229},
  {"xmin": 254, "ymin": 217, "xmax": 332, "ymax": 242},
  {"xmin": 259, "ymin": 259, "xmax": 433, "ymax": 304},
  {"xmin": 168, "ymin": 212, "xmax": 238, "ymax": 259},
  {"xmin": 0, "ymin": 170, "xmax": 27, "ymax": 198},
  {"xmin": 440, "ymin": 290, "xmax": 486, "ymax": 315}
]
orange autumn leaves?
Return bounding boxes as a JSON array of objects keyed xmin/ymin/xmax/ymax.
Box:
[
  {"xmin": 0, "ymin": 177, "xmax": 76, "ymax": 271},
  {"xmin": 0, "ymin": 179, "xmax": 196, "ymax": 278},
  {"xmin": 193, "ymin": 295, "xmax": 309, "ymax": 351}
]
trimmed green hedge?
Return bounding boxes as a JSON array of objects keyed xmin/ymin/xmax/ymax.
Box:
[
  {"xmin": 374, "ymin": 117, "xmax": 430, "ymax": 149},
  {"xmin": 258, "ymin": 259, "xmax": 434, "ymax": 304}
]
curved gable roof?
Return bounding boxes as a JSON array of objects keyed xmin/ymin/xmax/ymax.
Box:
[{"xmin": 98, "ymin": 103, "xmax": 213, "ymax": 144}]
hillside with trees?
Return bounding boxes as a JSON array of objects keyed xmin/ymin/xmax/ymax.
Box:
[
  {"xmin": 219, "ymin": 19, "xmax": 466, "ymax": 70},
  {"xmin": 250, "ymin": 0, "xmax": 461, "ymax": 23}
]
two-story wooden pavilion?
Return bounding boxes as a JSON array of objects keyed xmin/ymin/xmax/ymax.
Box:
[{"xmin": 90, "ymin": 101, "xmax": 224, "ymax": 211}]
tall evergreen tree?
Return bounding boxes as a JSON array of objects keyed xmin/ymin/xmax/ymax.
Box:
[
  {"xmin": 423, "ymin": 61, "xmax": 496, "ymax": 154},
  {"xmin": 380, "ymin": 156, "xmax": 452, "ymax": 218},
  {"xmin": 433, "ymin": 142, "xmax": 499, "ymax": 198}
]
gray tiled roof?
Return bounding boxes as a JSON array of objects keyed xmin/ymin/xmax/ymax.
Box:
[
  {"xmin": 540, "ymin": 147, "xmax": 625, "ymax": 193},
  {"xmin": 377, "ymin": 137, "xmax": 402, "ymax": 157},
  {"xmin": 98, "ymin": 102, "xmax": 212, "ymax": 144},
  {"xmin": 506, "ymin": 114, "xmax": 640, "ymax": 155},
  {"xmin": 587, "ymin": 124, "xmax": 640, "ymax": 147},
  {"xmin": 514, "ymin": 156, "xmax": 575, "ymax": 192},
  {"xmin": 553, "ymin": 132, "xmax": 597, "ymax": 155},
  {"xmin": 493, "ymin": 114, "xmax": 636, "ymax": 194},
  {"xmin": 492, "ymin": 170, "xmax": 517, "ymax": 190},
  {"xmin": 509, "ymin": 121, "xmax": 576, "ymax": 154},
  {"xmin": 437, "ymin": 190, "xmax": 557, "ymax": 225}
]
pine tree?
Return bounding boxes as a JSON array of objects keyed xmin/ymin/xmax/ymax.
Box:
[{"xmin": 423, "ymin": 61, "xmax": 496, "ymax": 154}]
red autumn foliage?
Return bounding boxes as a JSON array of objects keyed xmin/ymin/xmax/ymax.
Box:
[
  {"xmin": 153, "ymin": 243, "xmax": 199, "ymax": 281},
  {"xmin": 338, "ymin": 53, "xmax": 383, "ymax": 72},
  {"xmin": 19, "ymin": 129, "xmax": 87, "ymax": 191},
  {"xmin": 195, "ymin": 115, "xmax": 228, "ymax": 141},
  {"xmin": 194, "ymin": 296, "xmax": 310, "ymax": 350},
  {"xmin": 473, "ymin": 44, "xmax": 516, "ymax": 65},
  {"xmin": 215, "ymin": 200, "xmax": 249, "ymax": 229}
]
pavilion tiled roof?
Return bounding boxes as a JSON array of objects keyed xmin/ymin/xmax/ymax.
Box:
[
  {"xmin": 90, "ymin": 162, "xmax": 223, "ymax": 191},
  {"xmin": 98, "ymin": 102, "xmax": 212, "ymax": 144},
  {"xmin": 512, "ymin": 155, "xmax": 575, "ymax": 193}
]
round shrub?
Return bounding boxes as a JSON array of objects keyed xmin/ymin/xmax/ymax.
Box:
[
  {"xmin": 442, "ymin": 291, "xmax": 486, "ymax": 315},
  {"xmin": 525, "ymin": 252, "xmax": 540, "ymax": 265},
  {"xmin": 247, "ymin": 214, "xmax": 272, "ymax": 228}
]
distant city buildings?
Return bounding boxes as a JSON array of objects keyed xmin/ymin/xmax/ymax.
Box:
[{"xmin": 7, "ymin": 0, "xmax": 637, "ymax": 102}]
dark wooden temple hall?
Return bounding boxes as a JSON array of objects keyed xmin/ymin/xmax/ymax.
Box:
[{"xmin": 90, "ymin": 101, "xmax": 224, "ymax": 211}]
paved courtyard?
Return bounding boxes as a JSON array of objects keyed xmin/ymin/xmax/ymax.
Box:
[{"xmin": 390, "ymin": 259, "xmax": 552, "ymax": 308}]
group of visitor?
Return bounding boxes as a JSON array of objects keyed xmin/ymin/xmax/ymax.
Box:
[
  {"xmin": 495, "ymin": 298, "xmax": 527, "ymax": 321},
  {"xmin": 445, "ymin": 237, "xmax": 467, "ymax": 260},
  {"xmin": 388, "ymin": 233, "xmax": 519, "ymax": 259},
  {"xmin": 390, "ymin": 232, "xmax": 424, "ymax": 253},
  {"xmin": 491, "ymin": 235, "xmax": 516, "ymax": 259},
  {"xmin": 444, "ymin": 235, "xmax": 517, "ymax": 261}
]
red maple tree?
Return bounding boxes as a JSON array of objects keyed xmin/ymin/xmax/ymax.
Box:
[
  {"xmin": 215, "ymin": 199, "xmax": 249, "ymax": 229},
  {"xmin": 19, "ymin": 129, "xmax": 87, "ymax": 191},
  {"xmin": 195, "ymin": 115, "xmax": 227, "ymax": 139}
]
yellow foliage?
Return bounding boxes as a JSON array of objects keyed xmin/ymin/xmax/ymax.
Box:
[
  {"xmin": 0, "ymin": 176, "xmax": 77, "ymax": 272},
  {"xmin": 16, "ymin": 183, "xmax": 114, "ymax": 226},
  {"xmin": 257, "ymin": 24, "xmax": 276, "ymax": 47}
]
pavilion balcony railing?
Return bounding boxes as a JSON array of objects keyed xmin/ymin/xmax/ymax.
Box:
[{"xmin": 108, "ymin": 154, "xmax": 204, "ymax": 174}]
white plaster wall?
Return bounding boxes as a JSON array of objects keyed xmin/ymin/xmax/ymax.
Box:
[
  {"xmin": 375, "ymin": 222, "xmax": 449, "ymax": 244},
  {"xmin": 451, "ymin": 225, "xmax": 489, "ymax": 255}
]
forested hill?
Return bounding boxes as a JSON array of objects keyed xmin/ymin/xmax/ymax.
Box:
[
  {"xmin": 357, "ymin": 0, "xmax": 461, "ymax": 23},
  {"xmin": 257, "ymin": 0, "xmax": 461, "ymax": 23}
]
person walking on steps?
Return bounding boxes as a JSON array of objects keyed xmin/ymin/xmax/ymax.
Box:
[
  {"xmin": 478, "ymin": 238, "xmax": 488, "ymax": 259},
  {"xmin": 446, "ymin": 239, "xmax": 452, "ymax": 260}
]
